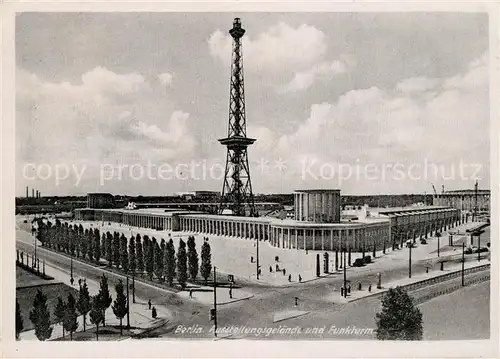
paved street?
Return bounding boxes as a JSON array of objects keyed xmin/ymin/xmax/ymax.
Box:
[{"xmin": 16, "ymin": 216, "xmax": 491, "ymax": 340}]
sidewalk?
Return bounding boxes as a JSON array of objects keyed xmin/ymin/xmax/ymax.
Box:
[
  {"xmin": 322, "ymin": 256, "xmax": 490, "ymax": 304},
  {"xmin": 19, "ymin": 260, "xmax": 173, "ymax": 341}
]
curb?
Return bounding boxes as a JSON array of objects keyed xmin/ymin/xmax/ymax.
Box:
[{"xmin": 218, "ymin": 294, "xmax": 255, "ymax": 306}]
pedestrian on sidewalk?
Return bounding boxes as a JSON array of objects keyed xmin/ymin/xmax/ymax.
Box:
[
  {"xmin": 152, "ymin": 307, "xmax": 157, "ymax": 319},
  {"xmin": 358, "ymin": 282, "xmax": 362, "ymax": 291},
  {"xmin": 269, "ymin": 265, "xmax": 273, "ymax": 273},
  {"xmin": 250, "ymin": 256, "xmax": 254, "ymax": 263},
  {"xmin": 288, "ymin": 274, "xmax": 291, "ymax": 282},
  {"xmin": 283, "ymin": 269, "xmax": 286, "ymax": 276},
  {"xmin": 189, "ymin": 289, "xmax": 193, "ymax": 298},
  {"xmin": 148, "ymin": 299, "xmax": 152, "ymax": 310},
  {"xmin": 275, "ymin": 264, "xmax": 279, "ymax": 272},
  {"xmin": 70, "ymin": 277, "xmax": 74, "ymax": 286},
  {"xmin": 368, "ymin": 284, "xmax": 372, "ymax": 293},
  {"xmin": 78, "ymin": 279, "xmax": 82, "ymax": 287},
  {"xmin": 298, "ymin": 274, "xmax": 302, "ymax": 283},
  {"xmin": 341, "ymin": 287, "xmax": 344, "ymax": 296},
  {"xmin": 229, "ymin": 286, "xmax": 233, "ymax": 299}
]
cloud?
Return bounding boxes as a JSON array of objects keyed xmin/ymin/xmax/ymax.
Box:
[
  {"xmin": 209, "ymin": 22, "xmax": 327, "ymax": 73},
  {"xmin": 158, "ymin": 72, "xmax": 173, "ymax": 87},
  {"xmin": 249, "ymin": 52, "xmax": 489, "ymax": 193},
  {"xmin": 16, "ymin": 67, "xmax": 196, "ymax": 193},
  {"xmin": 396, "ymin": 77, "xmax": 439, "ymax": 93},
  {"xmin": 279, "ymin": 60, "xmax": 349, "ymax": 93}
]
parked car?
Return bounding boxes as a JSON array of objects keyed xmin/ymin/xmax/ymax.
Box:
[
  {"xmin": 363, "ymin": 255, "xmax": 372, "ymax": 264},
  {"xmin": 474, "ymin": 247, "xmax": 489, "ymax": 254},
  {"xmin": 352, "ymin": 258, "xmax": 365, "ymax": 267},
  {"xmin": 420, "ymin": 239, "xmax": 427, "ymax": 245}
]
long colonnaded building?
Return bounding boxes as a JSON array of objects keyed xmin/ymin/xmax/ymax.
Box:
[
  {"xmin": 433, "ymin": 189, "xmax": 490, "ymax": 213},
  {"xmin": 74, "ymin": 190, "xmax": 462, "ymax": 252}
]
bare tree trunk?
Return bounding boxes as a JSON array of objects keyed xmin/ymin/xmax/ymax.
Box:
[
  {"xmin": 83, "ymin": 314, "xmax": 86, "ymax": 332},
  {"xmin": 95, "ymin": 324, "xmax": 99, "ymax": 341},
  {"xmin": 120, "ymin": 318, "xmax": 123, "ymax": 335}
]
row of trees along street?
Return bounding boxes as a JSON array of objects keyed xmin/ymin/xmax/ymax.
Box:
[
  {"xmin": 17, "ymin": 274, "xmax": 128, "ymax": 341},
  {"xmin": 34, "ymin": 219, "xmax": 212, "ymax": 288}
]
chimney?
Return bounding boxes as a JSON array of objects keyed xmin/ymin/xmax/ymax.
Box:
[
  {"xmin": 32, "ymin": 189, "xmax": 35, "ymax": 198},
  {"xmin": 26, "ymin": 186, "xmax": 29, "ymax": 198}
]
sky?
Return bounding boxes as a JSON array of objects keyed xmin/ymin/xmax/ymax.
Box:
[{"xmin": 15, "ymin": 12, "xmax": 490, "ymax": 196}]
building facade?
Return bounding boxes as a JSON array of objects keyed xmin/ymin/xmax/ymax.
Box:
[
  {"xmin": 433, "ymin": 189, "xmax": 490, "ymax": 213},
  {"xmin": 87, "ymin": 193, "xmax": 115, "ymax": 209},
  {"xmin": 294, "ymin": 189, "xmax": 341, "ymax": 223},
  {"xmin": 74, "ymin": 193, "xmax": 463, "ymax": 253}
]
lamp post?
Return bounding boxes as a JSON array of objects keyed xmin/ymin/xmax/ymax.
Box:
[
  {"xmin": 70, "ymin": 235, "xmax": 74, "ymax": 284},
  {"xmin": 256, "ymin": 235, "xmax": 260, "ymax": 280},
  {"xmin": 126, "ymin": 276, "xmax": 130, "ymax": 328},
  {"xmin": 436, "ymin": 232, "xmax": 441, "ymax": 257},
  {"xmin": 462, "ymin": 242, "xmax": 465, "ymax": 286},
  {"xmin": 213, "ymin": 266, "xmax": 218, "ymax": 337},
  {"xmin": 408, "ymin": 244, "xmax": 412, "ymax": 278},
  {"xmin": 343, "ymin": 248, "xmax": 347, "ymax": 298},
  {"xmin": 478, "ymin": 233, "xmax": 481, "ymax": 262},
  {"xmin": 132, "ymin": 270, "xmax": 136, "ymax": 303}
]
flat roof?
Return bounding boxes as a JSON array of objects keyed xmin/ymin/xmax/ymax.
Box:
[
  {"xmin": 78, "ymin": 208, "xmax": 205, "ymax": 216},
  {"xmin": 269, "ymin": 218, "xmax": 389, "ymax": 228},
  {"xmin": 370, "ymin": 206, "xmax": 454, "ymax": 214},
  {"xmin": 294, "ymin": 189, "xmax": 341, "ymax": 193}
]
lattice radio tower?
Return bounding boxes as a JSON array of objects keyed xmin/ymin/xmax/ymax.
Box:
[{"xmin": 219, "ymin": 18, "xmax": 256, "ymax": 217}]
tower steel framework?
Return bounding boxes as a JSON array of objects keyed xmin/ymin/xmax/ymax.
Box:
[{"xmin": 219, "ymin": 18, "xmax": 256, "ymax": 217}]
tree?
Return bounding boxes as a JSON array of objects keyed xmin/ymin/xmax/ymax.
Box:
[
  {"xmin": 120, "ymin": 233, "xmax": 129, "ymax": 272},
  {"xmin": 93, "ymin": 228, "xmax": 101, "ymax": 262},
  {"xmin": 54, "ymin": 296, "xmax": 66, "ymax": 338},
  {"xmin": 164, "ymin": 239, "xmax": 176, "ymax": 286},
  {"xmin": 16, "ymin": 298, "xmax": 24, "ymax": 339},
  {"xmin": 187, "ymin": 236, "xmax": 199, "ymax": 281},
  {"xmin": 106, "ymin": 232, "xmax": 113, "ymax": 266},
  {"xmin": 375, "ymin": 286, "xmax": 423, "ymax": 340},
  {"xmin": 112, "ymin": 280, "xmax": 128, "ymax": 335},
  {"xmin": 77, "ymin": 281, "xmax": 91, "ymax": 332},
  {"xmin": 154, "ymin": 239, "xmax": 164, "ymax": 281},
  {"xmin": 113, "ymin": 232, "xmax": 121, "ymax": 268},
  {"xmin": 89, "ymin": 295, "xmax": 104, "ymax": 341},
  {"xmin": 88, "ymin": 228, "xmax": 94, "ymax": 261},
  {"xmin": 136, "ymin": 234, "xmax": 144, "ymax": 275},
  {"xmin": 101, "ymin": 233, "xmax": 106, "ymax": 261},
  {"xmin": 201, "ymin": 239, "xmax": 212, "ymax": 285},
  {"xmin": 129, "ymin": 235, "xmax": 136, "ymax": 275},
  {"xmin": 145, "ymin": 236, "xmax": 155, "ymax": 280},
  {"xmin": 29, "ymin": 289, "xmax": 53, "ymax": 341},
  {"xmin": 63, "ymin": 293, "xmax": 79, "ymax": 341},
  {"xmin": 177, "ymin": 239, "xmax": 188, "ymax": 289},
  {"xmin": 98, "ymin": 274, "xmax": 112, "ymax": 326}
]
